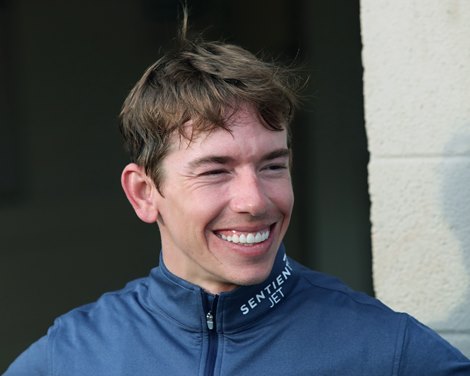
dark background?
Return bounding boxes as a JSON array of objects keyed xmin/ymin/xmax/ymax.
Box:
[{"xmin": 0, "ymin": 0, "xmax": 370, "ymax": 370}]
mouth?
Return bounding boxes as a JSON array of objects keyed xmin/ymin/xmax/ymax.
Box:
[{"xmin": 214, "ymin": 226, "xmax": 271, "ymax": 246}]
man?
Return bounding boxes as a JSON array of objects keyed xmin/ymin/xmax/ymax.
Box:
[{"xmin": 6, "ymin": 37, "xmax": 470, "ymax": 375}]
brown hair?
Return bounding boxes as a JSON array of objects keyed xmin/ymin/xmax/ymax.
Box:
[{"xmin": 119, "ymin": 37, "xmax": 302, "ymax": 192}]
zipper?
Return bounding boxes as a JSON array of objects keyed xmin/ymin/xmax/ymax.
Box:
[
  {"xmin": 206, "ymin": 310, "xmax": 215, "ymax": 330},
  {"xmin": 203, "ymin": 293, "xmax": 219, "ymax": 376}
]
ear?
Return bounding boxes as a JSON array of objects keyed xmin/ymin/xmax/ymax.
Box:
[{"xmin": 121, "ymin": 163, "xmax": 160, "ymax": 223}]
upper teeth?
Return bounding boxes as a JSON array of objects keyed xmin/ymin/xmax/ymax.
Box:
[{"xmin": 220, "ymin": 231, "xmax": 269, "ymax": 245}]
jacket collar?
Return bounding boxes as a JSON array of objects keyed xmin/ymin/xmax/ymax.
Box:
[{"xmin": 147, "ymin": 244, "xmax": 298, "ymax": 333}]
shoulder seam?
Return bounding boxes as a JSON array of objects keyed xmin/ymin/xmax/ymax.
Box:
[
  {"xmin": 48, "ymin": 316, "xmax": 63, "ymax": 376},
  {"xmin": 298, "ymin": 270, "xmax": 392, "ymax": 314},
  {"xmin": 392, "ymin": 312, "xmax": 408, "ymax": 376}
]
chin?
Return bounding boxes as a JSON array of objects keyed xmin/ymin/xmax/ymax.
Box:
[{"xmin": 231, "ymin": 266, "xmax": 273, "ymax": 287}]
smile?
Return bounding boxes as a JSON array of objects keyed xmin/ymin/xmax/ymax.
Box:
[{"xmin": 217, "ymin": 229, "xmax": 270, "ymax": 245}]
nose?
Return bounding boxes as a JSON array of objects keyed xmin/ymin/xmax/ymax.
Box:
[{"xmin": 229, "ymin": 171, "xmax": 269, "ymax": 216}]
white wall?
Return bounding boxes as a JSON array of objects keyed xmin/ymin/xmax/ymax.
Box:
[{"xmin": 361, "ymin": 0, "xmax": 470, "ymax": 356}]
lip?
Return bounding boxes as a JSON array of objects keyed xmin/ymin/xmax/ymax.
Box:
[
  {"xmin": 213, "ymin": 223, "xmax": 274, "ymax": 234},
  {"xmin": 211, "ymin": 223, "xmax": 277, "ymax": 256},
  {"xmin": 213, "ymin": 222, "xmax": 275, "ymax": 240}
]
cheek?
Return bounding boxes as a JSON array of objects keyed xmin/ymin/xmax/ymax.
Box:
[
  {"xmin": 271, "ymin": 181, "xmax": 294, "ymax": 213},
  {"xmin": 179, "ymin": 193, "xmax": 228, "ymax": 229},
  {"xmin": 282, "ymin": 192, "xmax": 295, "ymax": 216}
]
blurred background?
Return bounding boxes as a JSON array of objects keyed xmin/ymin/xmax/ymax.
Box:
[{"xmin": 0, "ymin": 0, "xmax": 370, "ymax": 370}]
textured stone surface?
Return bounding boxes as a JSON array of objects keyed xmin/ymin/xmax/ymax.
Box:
[
  {"xmin": 361, "ymin": 0, "xmax": 470, "ymax": 356},
  {"xmin": 362, "ymin": 0, "xmax": 470, "ymax": 157}
]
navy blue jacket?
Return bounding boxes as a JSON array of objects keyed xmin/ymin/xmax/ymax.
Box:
[{"xmin": 6, "ymin": 247, "xmax": 470, "ymax": 375}]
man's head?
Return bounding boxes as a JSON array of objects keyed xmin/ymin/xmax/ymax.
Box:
[
  {"xmin": 120, "ymin": 38, "xmax": 302, "ymax": 294},
  {"xmin": 119, "ymin": 38, "xmax": 300, "ymax": 192}
]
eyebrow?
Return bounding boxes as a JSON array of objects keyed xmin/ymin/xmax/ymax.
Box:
[{"xmin": 188, "ymin": 148, "xmax": 290, "ymax": 170}]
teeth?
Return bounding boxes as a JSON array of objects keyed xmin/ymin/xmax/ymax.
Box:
[{"xmin": 220, "ymin": 230, "xmax": 269, "ymax": 245}]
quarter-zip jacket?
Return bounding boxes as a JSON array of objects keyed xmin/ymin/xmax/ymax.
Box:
[{"xmin": 6, "ymin": 246, "xmax": 470, "ymax": 375}]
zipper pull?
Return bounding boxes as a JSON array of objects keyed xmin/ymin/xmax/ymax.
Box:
[
  {"xmin": 206, "ymin": 311, "xmax": 214, "ymax": 330},
  {"xmin": 204, "ymin": 293, "xmax": 218, "ymax": 331}
]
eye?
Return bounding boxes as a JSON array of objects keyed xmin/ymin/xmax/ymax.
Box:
[
  {"xmin": 263, "ymin": 163, "xmax": 287, "ymax": 171},
  {"xmin": 199, "ymin": 169, "xmax": 228, "ymax": 176}
]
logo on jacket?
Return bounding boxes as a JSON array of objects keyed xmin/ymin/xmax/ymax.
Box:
[{"xmin": 240, "ymin": 254, "xmax": 293, "ymax": 315}]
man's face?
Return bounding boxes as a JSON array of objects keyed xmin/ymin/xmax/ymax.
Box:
[{"xmin": 154, "ymin": 104, "xmax": 294, "ymax": 293}]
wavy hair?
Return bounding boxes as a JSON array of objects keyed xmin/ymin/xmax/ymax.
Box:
[{"xmin": 119, "ymin": 35, "xmax": 303, "ymax": 191}]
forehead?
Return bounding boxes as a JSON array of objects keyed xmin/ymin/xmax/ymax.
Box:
[{"xmin": 170, "ymin": 106, "xmax": 288, "ymax": 159}]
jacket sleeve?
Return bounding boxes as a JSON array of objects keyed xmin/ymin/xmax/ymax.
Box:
[
  {"xmin": 398, "ymin": 314, "xmax": 470, "ymax": 375},
  {"xmin": 3, "ymin": 335, "xmax": 49, "ymax": 376}
]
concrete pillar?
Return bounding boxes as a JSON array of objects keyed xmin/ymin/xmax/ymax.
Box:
[{"xmin": 361, "ymin": 0, "xmax": 470, "ymax": 356}]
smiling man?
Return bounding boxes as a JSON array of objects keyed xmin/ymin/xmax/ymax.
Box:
[
  {"xmin": 6, "ymin": 37, "xmax": 470, "ymax": 375},
  {"xmin": 122, "ymin": 104, "xmax": 293, "ymax": 294}
]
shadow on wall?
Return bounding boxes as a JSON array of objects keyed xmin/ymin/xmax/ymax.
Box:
[{"xmin": 437, "ymin": 125, "xmax": 470, "ymax": 350}]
